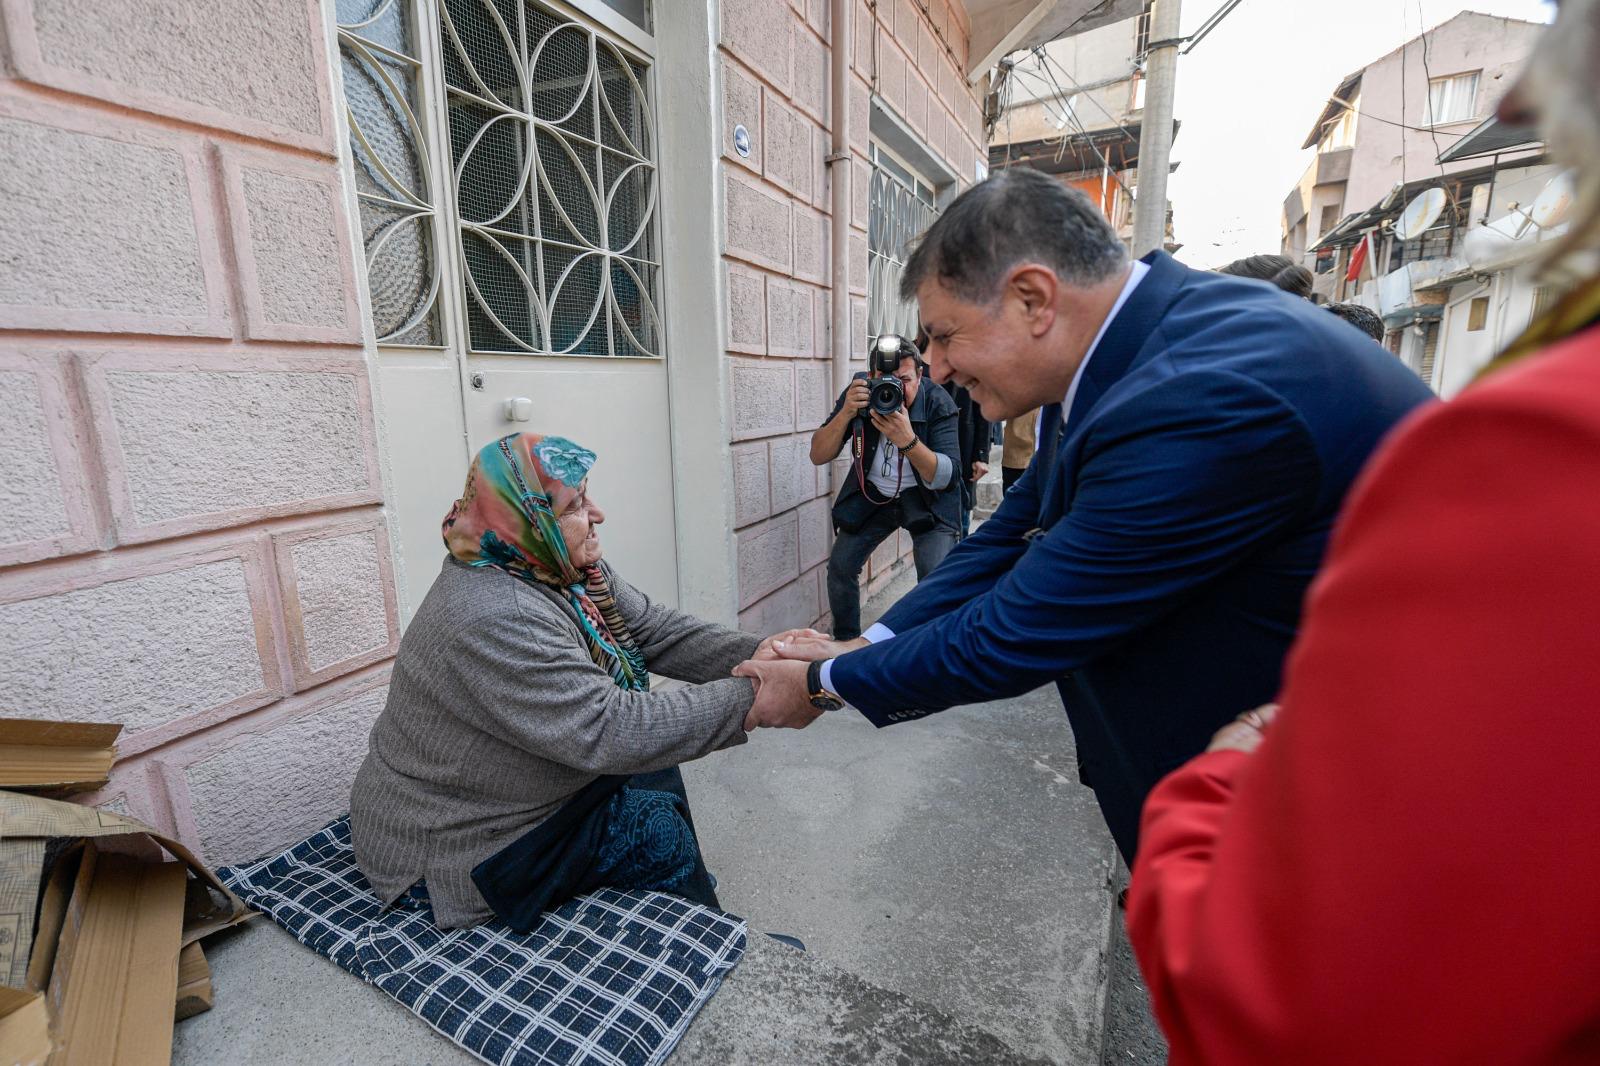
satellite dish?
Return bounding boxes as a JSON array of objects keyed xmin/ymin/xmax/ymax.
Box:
[
  {"xmin": 1502, "ymin": 171, "xmax": 1575, "ymax": 238},
  {"xmin": 1052, "ymin": 94, "xmax": 1081, "ymax": 131},
  {"xmin": 1394, "ymin": 187, "xmax": 1447, "ymax": 241},
  {"xmin": 1528, "ymin": 171, "xmax": 1575, "ymax": 230}
]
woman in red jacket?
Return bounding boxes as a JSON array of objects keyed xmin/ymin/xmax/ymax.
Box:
[{"xmin": 1126, "ymin": 5, "xmax": 1600, "ymax": 1062}]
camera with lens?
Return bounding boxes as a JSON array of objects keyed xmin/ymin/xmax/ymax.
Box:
[{"xmin": 867, "ymin": 333, "xmax": 917, "ymax": 416}]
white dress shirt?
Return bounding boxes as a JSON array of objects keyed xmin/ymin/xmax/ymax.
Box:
[{"xmin": 820, "ymin": 260, "xmax": 1150, "ymax": 698}]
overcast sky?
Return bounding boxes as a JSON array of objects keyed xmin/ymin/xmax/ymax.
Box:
[{"xmin": 1165, "ymin": 0, "xmax": 1555, "ymax": 268}]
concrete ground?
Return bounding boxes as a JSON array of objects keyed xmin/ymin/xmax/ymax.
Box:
[
  {"xmin": 683, "ymin": 584, "xmax": 1120, "ymax": 1061},
  {"xmin": 1100, "ymin": 869, "xmax": 1169, "ymax": 1065},
  {"xmin": 175, "ymin": 565, "xmax": 1153, "ymax": 1064}
]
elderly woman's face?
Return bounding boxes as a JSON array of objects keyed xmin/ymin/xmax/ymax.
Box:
[{"xmin": 557, "ymin": 481, "xmax": 605, "ymax": 568}]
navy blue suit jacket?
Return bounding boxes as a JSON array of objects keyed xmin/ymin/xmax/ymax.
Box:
[{"xmin": 828, "ymin": 252, "xmax": 1435, "ymax": 861}]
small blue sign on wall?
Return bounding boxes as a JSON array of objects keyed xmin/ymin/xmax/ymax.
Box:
[{"xmin": 733, "ymin": 124, "xmax": 751, "ymax": 158}]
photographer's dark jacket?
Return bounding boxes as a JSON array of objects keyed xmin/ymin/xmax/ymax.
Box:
[{"xmin": 821, "ymin": 372, "xmax": 962, "ymax": 535}]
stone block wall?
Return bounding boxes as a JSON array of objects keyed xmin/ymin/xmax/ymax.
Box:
[
  {"xmin": 0, "ymin": 0, "xmax": 395, "ymax": 866},
  {"xmin": 720, "ymin": 0, "xmax": 988, "ymax": 634}
]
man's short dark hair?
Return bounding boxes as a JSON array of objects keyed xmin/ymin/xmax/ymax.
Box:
[
  {"xmin": 1326, "ymin": 302, "xmax": 1385, "ymax": 341},
  {"xmin": 900, "ymin": 168, "xmax": 1127, "ymax": 304},
  {"xmin": 1217, "ymin": 254, "xmax": 1314, "ymax": 299}
]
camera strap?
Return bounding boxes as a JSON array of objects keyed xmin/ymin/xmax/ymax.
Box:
[{"xmin": 851, "ymin": 420, "xmax": 905, "ymax": 506}]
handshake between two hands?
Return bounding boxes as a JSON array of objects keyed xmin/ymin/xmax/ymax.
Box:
[{"xmin": 731, "ymin": 629, "xmax": 868, "ymax": 733}]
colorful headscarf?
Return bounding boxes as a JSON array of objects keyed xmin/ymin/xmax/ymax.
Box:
[{"xmin": 443, "ymin": 433, "xmax": 648, "ymax": 692}]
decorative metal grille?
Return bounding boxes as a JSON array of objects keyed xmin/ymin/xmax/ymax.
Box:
[
  {"xmin": 337, "ymin": 0, "xmax": 443, "ymax": 345},
  {"xmin": 866, "ymin": 150, "xmax": 938, "ymax": 348},
  {"xmin": 439, "ymin": 0, "xmax": 662, "ymax": 357}
]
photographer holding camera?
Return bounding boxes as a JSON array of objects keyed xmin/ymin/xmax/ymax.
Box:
[{"xmin": 809, "ymin": 334, "xmax": 961, "ymax": 640}]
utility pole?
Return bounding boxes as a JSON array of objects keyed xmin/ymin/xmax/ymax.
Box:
[{"xmin": 1132, "ymin": 0, "xmax": 1181, "ymax": 257}]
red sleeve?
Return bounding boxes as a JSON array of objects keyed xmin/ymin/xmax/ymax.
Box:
[{"xmin": 1127, "ymin": 348, "xmax": 1600, "ymax": 1066}]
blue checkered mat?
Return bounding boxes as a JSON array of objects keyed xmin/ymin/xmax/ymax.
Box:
[{"xmin": 219, "ymin": 816, "xmax": 746, "ymax": 1066}]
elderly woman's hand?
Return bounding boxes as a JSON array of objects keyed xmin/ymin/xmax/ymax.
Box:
[
  {"xmin": 752, "ymin": 628, "xmax": 832, "ymax": 661},
  {"xmin": 1206, "ymin": 703, "xmax": 1279, "ymax": 754},
  {"xmin": 772, "ymin": 634, "xmax": 869, "ymax": 662}
]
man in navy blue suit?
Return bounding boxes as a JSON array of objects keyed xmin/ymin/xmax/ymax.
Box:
[{"xmin": 736, "ymin": 170, "xmax": 1434, "ymax": 861}]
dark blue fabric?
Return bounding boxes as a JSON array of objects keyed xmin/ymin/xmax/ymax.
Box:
[
  {"xmin": 473, "ymin": 768, "xmax": 718, "ymax": 934},
  {"xmin": 220, "ymin": 817, "xmax": 746, "ymax": 1066},
  {"xmin": 589, "ymin": 785, "xmax": 718, "ymax": 908},
  {"xmin": 1034, "ymin": 402, "xmax": 1064, "ymax": 471},
  {"xmin": 830, "ymin": 251, "xmax": 1435, "ymax": 860}
]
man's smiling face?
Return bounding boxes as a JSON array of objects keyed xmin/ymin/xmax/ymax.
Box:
[
  {"xmin": 916, "ymin": 275, "xmax": 1063, "ymax": 422},
  {"xmin": 915, "ymin": 261, "xmax": 1127, "ymax": 422}
]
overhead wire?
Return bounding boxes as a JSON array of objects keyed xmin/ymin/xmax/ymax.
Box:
[
  {"xmin": 1324, "ymin": 96, "xmax": 1476, "ymax": 138},
  {"xmin": 1414, "ymin": 0, "xmax": 1461, "ymax": 222},
  {"xmin": 1181, "ymin": 0, "xmax": 1246, "ymax": 54},
  {"xmin": 1034, "ymin": 47, "xmax": 1142, "ymax": 147},
  {"xmin": 1014, "ymin": 57, "xmax": 1137, "ymax": 203}
]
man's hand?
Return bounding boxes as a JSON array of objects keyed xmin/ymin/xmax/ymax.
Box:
[
  {"xmin": 870, "ymin": 407, "xmax": 915, "ymax": 449},
  {"xmin": 732, "ymin": 659, "xmax": 823, "ymax": 731},
  {"xmin": 972, "ymin": 460, "xmax": 989, "ymax": 480},
  {"xmin": 772, "ymin": 635, "xmax": 869, "ymax": 662},
  {"xmin": 1206, "ymin": 703, "xmax": 1279, "ymax": 754},
  {"xmin": 752, "ymin": 627, "xmax": 831, "ymax": 662},
  {"xmin": 841, "ymin": 379, "xmax": 871, "ymax": 418}
]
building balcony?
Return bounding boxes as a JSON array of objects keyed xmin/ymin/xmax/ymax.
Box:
[
  {"xmin": 1376, "ymin": 256, "xmax": 1470, "ymax": 324},
  {"xmin": 1314, "ymin": 146, "xmax": 1353, "ymax": 186}
]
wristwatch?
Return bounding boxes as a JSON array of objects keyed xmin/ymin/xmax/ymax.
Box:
[{"xmin": 805, "ymin": 660, "xmax": 845, "ymax": 712}]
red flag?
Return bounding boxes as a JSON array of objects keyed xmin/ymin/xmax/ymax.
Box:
[{"xmin": 1346, "ymin": 234, "xmax": 1369, "ymax": 283}]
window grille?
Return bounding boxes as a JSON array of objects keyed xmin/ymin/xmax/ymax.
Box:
[
  {"xmin": 438, "ymin": 0, "xmax": 662, "ymax": 357},
  {"xmin": 1388, "ymin": 224, "xmax": 1455, "ymax": 272},
  {"xmin": 867, "ymin": 144, "xmax": 938, "ymax": 350},
  {"xmin": 1416, "ymin": 321, "xmax": 1439, "ymax": 387},
  {"xmin": 336, "ymin": 0, "xmax": 443, "ymax": 345}
]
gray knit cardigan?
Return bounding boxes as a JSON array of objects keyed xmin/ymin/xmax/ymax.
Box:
[{"xmin": 349, "ymin": 556, "xmax": 759, "ymax": 928}]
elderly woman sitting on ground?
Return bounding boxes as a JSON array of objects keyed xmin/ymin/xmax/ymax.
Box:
[{"xmin": 351, "ymin": 433, "xmax": 806, "ymax": 930}]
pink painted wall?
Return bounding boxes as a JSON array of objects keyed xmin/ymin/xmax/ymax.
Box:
[
  {"xmin": 719, "ymin": 0, "xmax": 989, "ymax": 634},
  {"xmin": 0, "ymin": 0, "xmax": 990, "ymax": 867},
  {"xmin": 0, "ymin": 0, "xmax": 397, "ymax": 865}
]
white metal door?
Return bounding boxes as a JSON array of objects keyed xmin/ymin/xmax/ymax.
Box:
[
  {"xmin": 334, "ymin": 0, "xmax": 678, "ymax": 613},
  {"xmin": 441, "ymin": 0, "xmax": 677, "ymax": 604}
]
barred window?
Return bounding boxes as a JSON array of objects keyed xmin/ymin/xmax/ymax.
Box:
[
  {"xmin": 440, "ymin": 0, "xmax": 662, "ymax": 357},
  {"xmin": 866, "ymin": 143, "xmax": 939, "ymax": 349},
  {"xmin": 333, "ymin": 0, "xmax": 659, "ymax": 358},
  {"xmin": 336, "ymin": 0, "xmax": 443, "ymax": 346}
]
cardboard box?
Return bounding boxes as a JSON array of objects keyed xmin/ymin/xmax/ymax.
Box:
[
  {"xmin": 0, "ymin": 792, "xmax": 251, "ymax": 1064},
  {"xmin": 0, "ymin": 791, "xmax": 248, "ymax": 992},
  {"xmin": 0, "ymin": 721, "xmax": 121, "ymax": 794},
  {"xmin": 173, "ymin": 944, "xmax": 212, "ymax": 1023},
  {"xmin": 46, "ymin": 843, "xmax": 187, "ymax": 1065},
  {"xmin": 0, "ymin": 986, "xmax": 51, "ymax": 1066}
]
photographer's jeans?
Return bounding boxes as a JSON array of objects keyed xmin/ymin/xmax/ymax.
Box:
[{"xmin": 826, "ymin": 503, "xmax": 956, "ymax": 640}]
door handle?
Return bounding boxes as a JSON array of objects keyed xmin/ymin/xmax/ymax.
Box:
[{"xmin": 504, "ymin": 397, "xmax": 534, "ymax": 422}]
